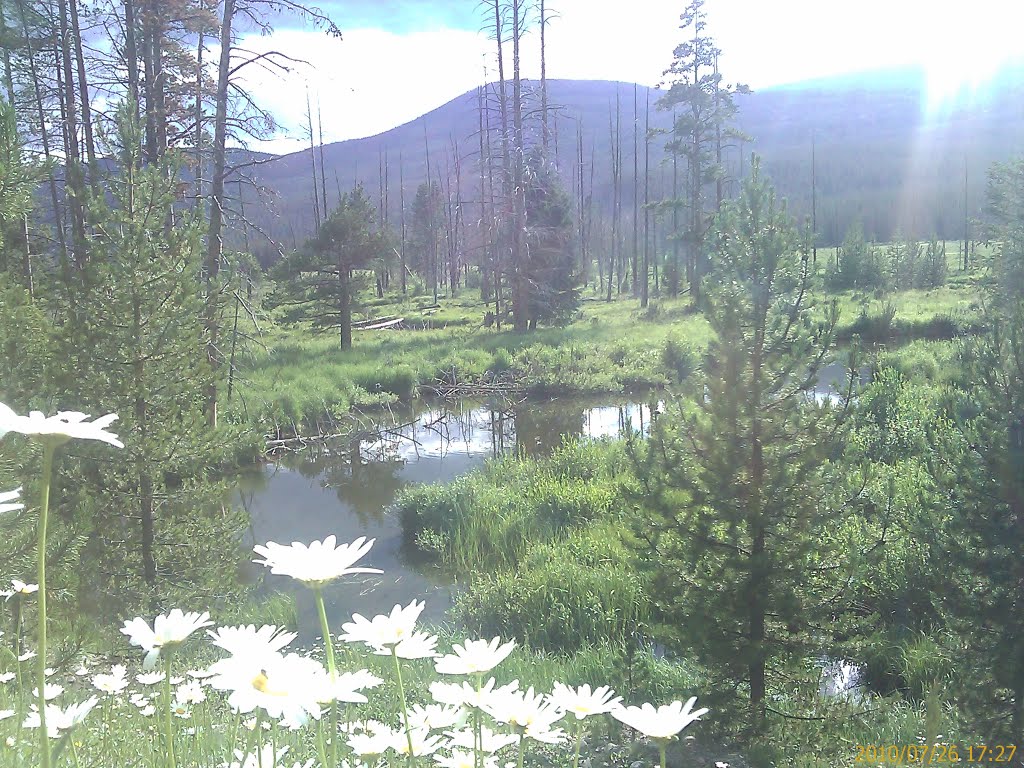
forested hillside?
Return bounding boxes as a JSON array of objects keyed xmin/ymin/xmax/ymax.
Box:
[{"xmin": 239, "ymin": 67, "xmax": 1024, "ymax": 262}]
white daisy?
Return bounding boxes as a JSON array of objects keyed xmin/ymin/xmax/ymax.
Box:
[
  {"xmin": 121, "ymin": 609, "xmax": 212, "ymax": 669},
  {"xmin": 435, "ymin": 637, "xmax": 516, "ymax": 676},
  {"xmin": 10, "ymin": 580, "xmax": 38, "ymax": 597},
  {"xmin": 611, "ymin": 697, "xmax": 709, "ymax": 740},
  {"xmin": 207, "ymin": 624, "xmax": 296, "ymax": 658},
  {"xmin": 548, "ymin": 683, "xmax": 622, "ymax": 720},
  {"xmin": 22, "ymin": 697, "xmax": 98, "ymax": 738},
  {"xmin": 444, "ymin": 725, "xmax": 518, "ymax": 754},
  {"xmin": 372, "ymin": 629, "xmax": 438, "ymax": 660},
  {"xmin": 430, "ymin": 677, "xmax": 519, "ymax": 710},
  {"xmin": 31, "ymin": 684, "xmax": 63, "ymax": 701},
  {"xmin": 92, "ymin": 665, "xmax": 129, "ymax": 696},
  {"xmin": 483, "ymin": 686, "xmax": 566, "ymax": 744},
  {"xmin": 340, "ymin": 600, "xmax": 425, "ymax": 651},
  {"xmin": 208, "ymin": 650, "xmax": 323, "ymax": 725},
  {"xmin": 175, "ymin": 681, "xmax": 206, "ymax": 705},
  {"xmin": 253, "ymin": 535, "xmax": 382, "ymax": 587},
  {"xmin": 0, "ymin": 403, "xmax": 123, "ymax": 448},
  {"xmin": 434, "ymin": 749, "xmax": 499, "ymax": 768}
]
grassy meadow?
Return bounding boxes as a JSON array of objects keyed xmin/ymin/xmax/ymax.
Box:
[{"xmin": 229, "ymin": 242, "xmax": 984, "ymax": 439}]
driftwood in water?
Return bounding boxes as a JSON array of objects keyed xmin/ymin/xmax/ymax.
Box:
[
  {"xmin": 427, "ymin": 383, "xmax": 523, "ymax": 395},
  {"xmin": 266, "ymin": 416, "xmax": 419, "ymax": 451}
]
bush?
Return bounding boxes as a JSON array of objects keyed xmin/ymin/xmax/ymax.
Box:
[{"xmin": 662, "ymin": 335, "xmax": 697, "ymax": 383}]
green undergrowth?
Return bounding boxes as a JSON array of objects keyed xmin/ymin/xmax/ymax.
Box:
[
  {"xmin": 232, "ymin": 269, "xmax": 981, "ymax": 439},
  {"xmin": 228, "ymin": 293, "xmax": 710, "ymax": 435},
  {"xmin": 394, "ymin": 438, "xmax": 653, "ymax": 656},
  {"xmin": 388, "ymin": 427, "xmax": 984, "ymax": 766}
]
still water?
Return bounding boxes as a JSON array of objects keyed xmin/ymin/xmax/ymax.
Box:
[{"xmin": 237, "ymin": 396, "xmax": 662, "ymax": 636}]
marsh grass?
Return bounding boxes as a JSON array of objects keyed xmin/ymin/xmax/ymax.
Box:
[
  {"xmin": 228, "ymin": 294, "xmax": 711, "ymax": 435},
  {"xmin": 232, "ymin": 266, "xmax": 981, "ymax": 439}
]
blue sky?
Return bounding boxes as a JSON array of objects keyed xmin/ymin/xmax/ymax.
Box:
[
  {"xmin": 298, "ymin": 1, "xmax": 480, "ymax": 34},
  {"xmin": 244, "ymin": 0, "xmax": 1024, "ymax": 155}
]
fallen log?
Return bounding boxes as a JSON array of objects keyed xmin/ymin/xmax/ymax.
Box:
[
  {"xmin": 352, "ymin": 314, "xmax": 400, "ymax": 329},
  {"xmin": 356, "ymin": 317, "xmax": 405, "ymax": 331}
]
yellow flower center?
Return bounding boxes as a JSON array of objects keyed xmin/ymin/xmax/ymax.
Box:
[{"xmin": 250, "ymin": 671, "xmax": 286, "ymax": 697}]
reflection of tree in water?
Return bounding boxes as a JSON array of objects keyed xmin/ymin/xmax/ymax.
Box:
[
  {"xmin": 322, "ymin": 452, "xmax": 405, "ymax": 528},
  {"xmin": 268, "ymin": 440, "xmax": 404, "ymax": 527},
  {"xmin": 513, "ymin": 399, "xmax": 586, "ymax": 456},
  {"xmin": 488, "ymin": 407, "xmax": 515, "ymax": 457}
]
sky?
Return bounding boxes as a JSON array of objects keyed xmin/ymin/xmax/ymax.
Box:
[{"xmin": 237, "ymin": 0, "xmax": 1024, "ymax": 155}]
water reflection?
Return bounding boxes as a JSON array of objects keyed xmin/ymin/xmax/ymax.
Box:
[{"xmin": 238, "ymin": 396, "xmax": 660, "ymax": 638}]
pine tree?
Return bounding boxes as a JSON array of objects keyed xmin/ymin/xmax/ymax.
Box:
[
  {"xmin": 629, "ymin": 159, "xmax": 848, "ymax": 730},
  {"xmin": 524, "ymin": 151, "xmax": 579, "ymax": 327},
  {"xmin": 271, "ymin": 185, "xmax": 389, "ymax": 350},
  {"xmin": 69, "ymin": 106, "xmax": 235, "ymax": 607},
  {"xmin": 408, "ymin": 181, "xmax": 444, "ymax": 296},
  {"xmin": 916, "ymin": 237, "xmax": 948, "ymax": 289},
  {"xmin": 658, "ymin": 0, "xmax": 747, "ymax": 304},
  {"xmin": 939, "ymin": 158, "xmax": 1024, "ymax": 742}
]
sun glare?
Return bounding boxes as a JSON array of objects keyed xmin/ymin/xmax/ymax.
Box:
[{"xmin": 919, "ymin": 4, "xmax": 1024, "ymax": 112}]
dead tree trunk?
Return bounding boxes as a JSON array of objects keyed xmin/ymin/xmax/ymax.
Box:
[
  {"xmin": 641, "ymin": 89, "xmax": 650, "ymax": 307},
  {"xmin": 205, "ymin": 0, "xmax": 236, "ymax": 428},
  {"xmin": 631, "ymin": 83, "xmax": 639, "ymax": 297}
]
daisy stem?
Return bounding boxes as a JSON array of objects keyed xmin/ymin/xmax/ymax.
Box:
[
  {"xmin": 572, "ymin": 726, "xmax": 584, "ymax": 768},
  {"xmin": 516, "ymin": 731, "xmax": 526, "ymax": 768},
  {"xmin": 226, "ymin": 711, "xmax": 241, "ymax": 759},
  {"xmin": 474, "ymin": 673, "xmax": 483, "ymax": 768},
  {"xmin": 314, "ymin": 715, "xmax": 330, "ymax": 768},
  {"xmin": 390, "ymin": 647, "xmax": 415, "ymax": 766},
  {"xmin": 237, "ymin": 711, "xmax": 259, "ymax": 768},
  {"xmin": 102, "ymin": 697, "xmax": 110, "ymax": 757},
  {"xmin": 163, "ymin": 652, "xmax": 177, "ymax": 768},
  {"xmin": 312, "ymin": 588, "xmax": 337, "ymax": 676},
  {"xmin": 13, "ymin": 598, "xmax": 21, "ymax": 693},
  {"xmin": 312, "ymin": 588, "xmax": 339, "ymax": 767},
  {"xmin": 35, "ymin": 441, "xmax": 55, "ymax": 768},
  {"xmin": 659, "ymin": 742, "xmax": 667, "ymax": 768}
]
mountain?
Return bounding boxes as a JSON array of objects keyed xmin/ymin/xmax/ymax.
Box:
[{"xmin": 234, "ymin": 68, "xmax": 1024, "ymax": 262}]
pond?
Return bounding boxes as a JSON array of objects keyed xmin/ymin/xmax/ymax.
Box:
[
  {"xmin": 237, "ymin": 395, "xmax": 663, "ymax": 638},
  {"xmin": 237, "ymin": 353, "xmax": 873, "ymax": 639}
]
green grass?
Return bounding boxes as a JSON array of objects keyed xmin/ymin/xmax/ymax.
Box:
[
  {"xmin": 228, "ymin": 292, "xmax": 711, "ymax": 435},
  {"xmin": 231, "ymin": 259, "xmax": 984, "ymax": 438},
  {"xmin": 396, "ymin": 439, "xmax": 658, "ymax": 660}
]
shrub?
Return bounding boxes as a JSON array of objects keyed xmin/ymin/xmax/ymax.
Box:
[{"xmin": 662, "ymin": 335, "xmax": 697, "ymax": 383}]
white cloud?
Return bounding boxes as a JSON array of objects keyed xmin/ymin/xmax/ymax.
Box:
[
  {"xmin": 231, "ymin": 26, "xmax": 488, "ymax": 155},
  {"xmin": 231, "ymin": 1, "xmax": 684, "ymax": 155},
  {"xmin": 229, "ymin": 0, "xmax": 1023, "ymax": 155}
]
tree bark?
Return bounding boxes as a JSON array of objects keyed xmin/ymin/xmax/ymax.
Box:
[
  {"xmin": 56, "ymin": 0, "xmax": 87, "ymax": 269},
  {"xmin": 69, "ymin": 0, "xmax": 97, "ymax": 192},
  {"xmin": 399, "ymin": 152, "xmax": 407, "ymax": 294},
  {"xmin": 0, "ymin": 0, "xmax": 14, "ymax": 102},
  {"xmin": 194, "ymin": 28, "xmax": 205, "ymax": 206},
  {"xmin": 539, "ymin": 0, "xmax": 548, "ymax": 155},
  {"xmin": 205, "ymin": 0, "xmax": 236, "ymax": 428},
  {"xmin": 511, "ymin": 0, "xmax": 528, "ymax": 330},
  {"xmin": 306, "ymin": 89, "xmax": 321, "ymax": 229},
  {"xmin": 641, "ymin": 89, "xmax": 650, "ymax": 307},
  {"xmin": 17, "ymin": 0, "xmax": 69, "ymax": 277},
  {"xmin": 339, "ymin": 264, "xmax": 351, "ymax": 349},
  {"xmin": 631, "ymin": 83, "xmax": 639, "ymax": 297},
  {"xmin": 124, "ymin": 0, "xmax": 140, "ymax": 111}
]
